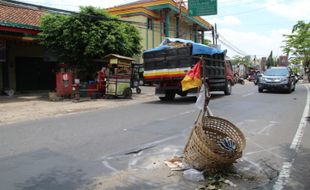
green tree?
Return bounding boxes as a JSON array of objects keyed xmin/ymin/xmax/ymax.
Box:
[
  {"xmin": 282, "ymin": 21, "xmax": 310, "ymax": 68},
  {"xmin": 266, "ymin": 51, "xmax": 274, "ymax": 68},
  {"xmin": 231, "ymin": 55, "xmax": 251, "ymax": 67},
  {"xmin": 203, "ymin": 39, "xmax": 212, "ymax": 46},
  {"xmin": 38, "ymin": 6, "xmax": 142, "ymax": 78}
]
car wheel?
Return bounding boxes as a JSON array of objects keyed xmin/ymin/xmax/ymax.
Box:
[
  {"xmin": 224, "ymin": 81, "xmax": 232, "ymax": 95},
  {"xmin": 258, "ymin": 87, "xmax": 263, "ymax": 93},
  {"xmin": 286, "ymin": 82, "xmax": 292, "ymax": 93}
]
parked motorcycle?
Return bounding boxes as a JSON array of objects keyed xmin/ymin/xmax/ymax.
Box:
[{"xmin": 234, "ymin": 73, "xmax": 245, "ymax": 85}]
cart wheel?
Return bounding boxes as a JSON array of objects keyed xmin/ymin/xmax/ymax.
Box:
[
  {"xmin": 123, "ymin": 88, "xmax": 132, "ymax": 99},
  {"xmin": 136, "ymin": 88, "xmax": 141, "ymax": 94}
]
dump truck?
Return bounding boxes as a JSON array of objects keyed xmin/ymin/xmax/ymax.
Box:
[{"xmin": 143, "ymin": 38, "xmax": 234, "ymax": 101}]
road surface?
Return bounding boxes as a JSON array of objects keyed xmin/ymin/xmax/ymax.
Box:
[{"xmin": 0, "ymin": 83, "xmax": 309, "ymax": 190}]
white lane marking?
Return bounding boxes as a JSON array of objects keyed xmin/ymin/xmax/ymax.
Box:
[
  {"xmin": 290, "ymin": 84, "xmax": 310, "ymax": 150},
  {"xmin": 207, "ymin": 106, "xmax": 214, "ymax": 116},
  {"xmin": 273, "ymin": 84, "xmax": 310, "ymax": 190},
  {"xmin": 242, "ymin": 92, "xmax": 254, "ymax": 97},
  {"xmin": 273, "ymin": 162, "xmax": 293, "ymax": 190}
]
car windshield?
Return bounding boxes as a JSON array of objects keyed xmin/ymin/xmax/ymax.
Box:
[{"xmin": 264, "ymin": 68, "xmax": 289, "ymax": 76}]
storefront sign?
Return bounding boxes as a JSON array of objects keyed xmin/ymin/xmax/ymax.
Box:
[{"xmin": 188, "ymin": 0, "xmax": 217, "ymax": 16}]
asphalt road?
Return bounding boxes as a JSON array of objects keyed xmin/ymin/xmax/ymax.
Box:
[{"xmin": 0, "ymin": 83, "xmax": 309, "ymax": 190}]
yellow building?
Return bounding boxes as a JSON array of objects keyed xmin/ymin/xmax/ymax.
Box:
[{"xmin": 107, "ymin": 0, "xmax": 213, "ymax": 63}]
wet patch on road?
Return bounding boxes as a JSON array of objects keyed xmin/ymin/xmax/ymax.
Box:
[
  {"xmin": 84, "ymin": 144, "xmax": 280, "ymax": 190},
  {"xmin": 16, "ymin": 168, "xmax": 88, "ymax": 190},
  {"xmin": 0, "ymin": 149, "xmax": 100, "ymax": 190}
]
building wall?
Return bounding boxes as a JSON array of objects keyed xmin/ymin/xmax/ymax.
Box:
[
  {"xmin": 180, "ymin": 21, "xmax": 191, "ymax": 40},
  {"xmin": 120, "ymin": 12, "xmax": 206, "ymax": 63},
  {"xmin": 169, "ymin": 15, "xmax": 176, "ymax": 38},
  {"xmin": 153, "ymin": 19, "xmax": 162, "ymax": 47},
  {"xmin": 0, "ymin": 62, "xmax": 3, "ymax": 91}
]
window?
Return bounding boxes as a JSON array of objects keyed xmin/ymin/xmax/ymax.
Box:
[{"xmin": 147, "ymin": 18, "xmax": 153, "ymax": 30}]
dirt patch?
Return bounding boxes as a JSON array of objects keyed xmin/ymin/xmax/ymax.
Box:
[{"xmin": 0, "ymin": 87, "xmax": 156, "ymax": 126}]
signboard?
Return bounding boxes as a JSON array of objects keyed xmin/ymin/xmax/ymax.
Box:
[{"xmin": 188, "ymin": 0, "xmax": 217, "ymax": 16}]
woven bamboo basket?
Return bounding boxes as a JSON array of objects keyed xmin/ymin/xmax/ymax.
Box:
[
  {"xmin": 183, "ymin": 58, "xmax": 246, "ymax": 171},
  {"xmin": 184, "ymin": 113, "xmax": 246, "ymax": 171}
]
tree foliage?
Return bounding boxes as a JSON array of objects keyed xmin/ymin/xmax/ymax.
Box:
[
  {"xmin": 282, "ymin": 21, "xmax": 310, "ymax": 67},
  {"xmin": 266, "ymin": 51, "xmax": 275, "ymax": 68},
  {"xmin": 231, "ymin": 55, "xmax": 251, "ymax": 67},
  {"xmin": 38, "ymin": 6, "xmax": 142, "ymax": 74}
]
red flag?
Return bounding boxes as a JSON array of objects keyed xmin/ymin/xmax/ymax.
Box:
[{"xmin": 181, "ymin": 60, "xmax": 202, "ymax": 91}]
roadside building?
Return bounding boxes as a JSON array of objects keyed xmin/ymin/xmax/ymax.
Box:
[
  {"xmin": 107, "ymin": 0, "xmax": 213, "ymax": 63},
  {"xmin": 278, "ymin": 55, "xmax": 289, "ymax": 67},
  {"xmin": 0, "ymin": 0, "xmax": 213, "ymax": 92},
  {"xmin": 260, "ymin": 57, "xmax": 267, "ymax": 71},
  {"xmin": 0, "ymin": 1, "xmax": 58, "ymax": 93}
]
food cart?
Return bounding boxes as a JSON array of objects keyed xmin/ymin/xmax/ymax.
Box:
[
  {"xmin": 131, "ymin": 63, "xmax": 143, "ymax": 94},
  {"xmin": 104, "ymin": 54, "xmax": 134, "ymax": 98}
]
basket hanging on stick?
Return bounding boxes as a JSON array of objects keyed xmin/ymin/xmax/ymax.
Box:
[{"xmin": 183, "ymin": 57, "xmax": 246, "ymax": 171}]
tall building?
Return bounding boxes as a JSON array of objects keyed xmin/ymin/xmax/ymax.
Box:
[{"xmin": 107, "ymin": 0, "xmax": 213, "ymax": 63}]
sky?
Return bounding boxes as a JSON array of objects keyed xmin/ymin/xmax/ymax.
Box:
[{"xmin": 17, "ymin": 0, "xmax": 310, "ymax": 58}]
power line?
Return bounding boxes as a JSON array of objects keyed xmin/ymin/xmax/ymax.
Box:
[
  {"xmin": 217, "ymin": 35, "xmax": 248, "ymax": 56},
  {"xmin": 218, "ymin": 33, "xmax": 248, "ymax": 55}
]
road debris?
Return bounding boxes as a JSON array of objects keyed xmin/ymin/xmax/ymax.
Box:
[
  {"xmin": 164, "ymin": 156, "xmax": 185, "ymax": 171},
  {"xmin": 183, "ymin": 168, "xmax": 205, "ymax": 182}
]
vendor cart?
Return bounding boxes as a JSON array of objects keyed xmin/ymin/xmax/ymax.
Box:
[
  {"xmin": 131, "ymin": 63, "xmax": 143, "ymax": 94},
  {"xmin": 104, "ymin": 54, "xmax": 134, "ymax": 98}
]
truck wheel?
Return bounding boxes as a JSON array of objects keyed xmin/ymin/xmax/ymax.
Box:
[
  {"xmin": 177, "ymin": 91, "xmax": 188, "ymax": 97},
  {"xmin": 166, "ymin": 91, "xmax": 176, "ymax": 101},
  {"xmin": 159, "ymin": 97, "xmax": 167, "ymax": 101},
  {"xmin": 159, "ymin": 91, "xmax": 176, "ymax": 101},
  {"xmin": 224, "ymin": 81, "xmax": 232, "ymax": 95}
]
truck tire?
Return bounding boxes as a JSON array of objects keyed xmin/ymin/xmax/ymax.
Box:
[
  {"xmin": 159, "ymin": 90, "xmax": 176, "ymax": 101},
  {"xmin": 177, "ymin": 91, "xmax": 188, "ymax": 97},
  {"xmin": 224, "ymin": 81, "xmax": 232, "ymax": 95}
]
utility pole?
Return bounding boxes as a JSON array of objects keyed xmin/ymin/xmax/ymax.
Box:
[
  {"xmin": 212, "ymin": 25, "xmax": 215, "ymax": 45},
  {"xmin": 215, "ymin": 23, "xmax": 218, "ymax": 45},
  {"xmin": 176, "ymin": 0, "xmax": 185, "ymax": 38}
]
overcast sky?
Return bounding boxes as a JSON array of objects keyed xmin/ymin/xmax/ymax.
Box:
[{"xmin": 18, "ymin": 0, "xmax": 310, "ymax": 58}]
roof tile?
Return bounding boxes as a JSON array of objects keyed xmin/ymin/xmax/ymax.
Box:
[{"xmin": 0, "ymin": 2, "xmax": 46, "ymax": 27}]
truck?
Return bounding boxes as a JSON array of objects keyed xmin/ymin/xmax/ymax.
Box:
[{"xmin": 143, "ymin": 38, "xmax": 234, "ymax": 101}]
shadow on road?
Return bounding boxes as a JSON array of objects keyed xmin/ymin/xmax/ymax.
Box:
[
  {"xmin": 143, "ymin": 93, "xmax": 226, "ymax": 105},
  {"xmin": 0, "ymin": 92, "xmax": 49, "ymax": 104}
]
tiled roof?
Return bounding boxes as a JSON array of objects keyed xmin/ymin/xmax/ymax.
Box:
[{"xmin": 0, "ymin": 2, "xmax": 46, "ymax": 27}]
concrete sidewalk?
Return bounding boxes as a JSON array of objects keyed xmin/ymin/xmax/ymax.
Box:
[{"xmin": 0, "ymin": 86, "xmax": 157, "ymax": 126}]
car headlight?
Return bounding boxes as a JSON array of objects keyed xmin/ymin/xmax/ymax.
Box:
[
  {"xmin": 261, "ymin": 77, "xmax": 266, "ymax": 82},
  {"xmin": 281, "ymin": 78, "xmax": 288, "ymax": 83}
]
